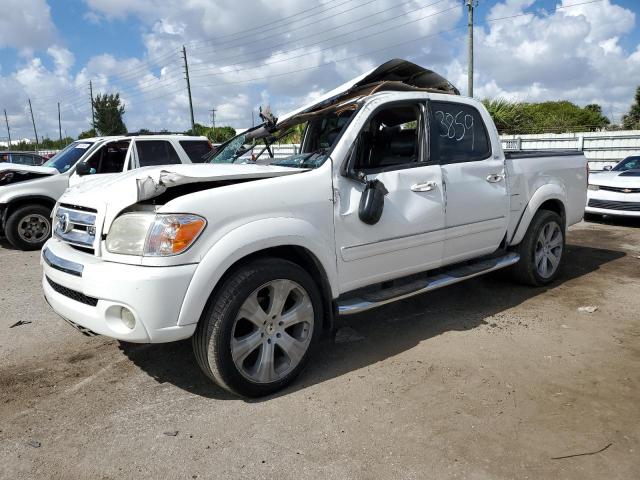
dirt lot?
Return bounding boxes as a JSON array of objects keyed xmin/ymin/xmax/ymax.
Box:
[{"xmin": 1, "ymin": 219, "xmax": 639, "ymax": 479}]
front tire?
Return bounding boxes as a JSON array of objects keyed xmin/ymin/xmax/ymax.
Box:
[
  {"xmin": 193, "ymin": 258, "xmax": 323, "ymax": 397},
  {"xmin": 5, "ymin": 204, "xmax": 52, "ymax": 251},
  {"xmin": 510, "ymin": 210, "xmax": 565, "ymax": 286}
]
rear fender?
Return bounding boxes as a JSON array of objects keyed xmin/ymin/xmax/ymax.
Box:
[
  {"xmin": 176, "ymin": 217, "xmax": 338, "ymax": 326},
  {"xmin": 509, "ymin": 183, "xmax": 566, "ymax": 245}
]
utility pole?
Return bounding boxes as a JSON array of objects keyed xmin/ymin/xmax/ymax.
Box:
[
  {"xmin": 3, "ymin": 109, "xmax": 11, "ymax": 150},
  {"xmin": 58, "ymin": 102, "xmax": 62, "ymax": 142},
  {"xmin": 28, "ymin": 98, "xmax": 39, "ymax": 151},
  {"xmin": 251, "ymin": 110, "xmax": 255, "ymax": 127},
  {"xmin": 89, "ymin": 80, "xmax": 96, "ymax": 130},
  {"xmin": 182, "ymin": 45, "xmax": 195, "ymax": 130},
  {"xmin": 210, "ymin": 108, "xmax": 216, "ymax": 130},
  {"xmin": 465, "ymin": 0, "xmax": 476, "ymax": 98}
]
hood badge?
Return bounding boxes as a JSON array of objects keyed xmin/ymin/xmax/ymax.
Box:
[{"xmin": 56, "ymin": 212, "xmax": 73, "ymax": 234}]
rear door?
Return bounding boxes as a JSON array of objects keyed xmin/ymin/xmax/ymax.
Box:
[
  {"xmin": 179, "ymin": 139, "xmax": 213, "ymax": 163},
  {"xmin": 334, "ymin": 100, "xmax": 445, "ymax": 292},
  {"xmin": 131, "ymin": 139, "xmax": 183, "ymax": 168},
  {"xmin": 430, "ymin": 100, "xmax": 508, "ymax": 264}
]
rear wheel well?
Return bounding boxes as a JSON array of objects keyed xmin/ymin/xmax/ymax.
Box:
[
  {"xmin": 210, "ymin": 246, "xmax": 334, "ymax": 332},
  {"xmin": 538, "ymin": 199, "xmax": 566, "ymax": 228}
]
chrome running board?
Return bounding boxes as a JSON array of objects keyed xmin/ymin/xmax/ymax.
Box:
[{"xmin": 337, "ymin": 252, "xmax": 520, "ymax": 315}]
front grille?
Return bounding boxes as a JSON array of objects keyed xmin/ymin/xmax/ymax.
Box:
[
  {"xmin": 588, "ymin": 199, "xmax": 640, "ymax": 211},
  {"xmin": 46, "ymin": 276, "xmax": 98, "ymax": 306},
  {"xmin": 599, "ymin": 185, "xmax": 640, "ymax": 193},
  {"xmin": 53, "ymin": 205, "xmax": 97, "ymax": 249}
]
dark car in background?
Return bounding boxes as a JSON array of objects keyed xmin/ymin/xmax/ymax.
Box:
[{"xmin": 0, "ymin": 151, "xmax": 46, "ymax": 166}]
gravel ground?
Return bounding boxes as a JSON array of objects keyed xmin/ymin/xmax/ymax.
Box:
[{"xmin": 1, "ymin": 219, "xmax": 639, "ymax": 479}]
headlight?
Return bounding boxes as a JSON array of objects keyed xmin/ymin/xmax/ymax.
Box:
[
  {"xmin": 587, "ymin": 184, "xmax": 600, "ymax": 191},
  {"xmin": 106, "ymin": 213, "xmax": 206, "ymax": 256}
]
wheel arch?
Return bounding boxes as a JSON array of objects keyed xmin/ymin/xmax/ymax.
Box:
[
  {"xmin": 509, "ymin": 184, "xmax": 567, "ymax": 246},
  {"xmin": 1, "ymin": 195, "xmax": 57, "ymax": 229},
  {"xmin": 177, "ymin": 218, "xmax": 338, "ymax": 332}
]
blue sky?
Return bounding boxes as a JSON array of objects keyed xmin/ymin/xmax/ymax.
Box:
[{"xmin": 0, "ymin": 0, "xmax": 639, "ymax": 140}]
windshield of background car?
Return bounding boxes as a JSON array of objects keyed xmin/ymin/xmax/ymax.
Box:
[
  {"xmin": 613, "ymin": 157, "xmax": 640, "ymax": 171},
  {"xmin": 44, "ymin": 141, "xmax": 94, "ymax": 173}
]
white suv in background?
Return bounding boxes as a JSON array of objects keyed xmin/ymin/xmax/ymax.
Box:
[{"xmin": 0, "ymin": 135, "xmax": 212, "ymax": 250}]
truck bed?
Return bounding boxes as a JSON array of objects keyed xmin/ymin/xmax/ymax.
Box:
[
  {"xmin": 505, "ymin": 149, "xmax": 581, "ymax": 159},
  {"xmin": 505, "ymin": 150, "xmax": 587, "ymax": 243}
]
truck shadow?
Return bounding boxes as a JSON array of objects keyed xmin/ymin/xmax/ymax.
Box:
[{"xmin": 118, "ymin": 242, "xmax": 625, "ymax": 401}]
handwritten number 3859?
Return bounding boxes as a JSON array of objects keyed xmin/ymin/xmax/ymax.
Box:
[{"xmin": 435, "ymin": 110, "xmax": 475, "ymax": 149}]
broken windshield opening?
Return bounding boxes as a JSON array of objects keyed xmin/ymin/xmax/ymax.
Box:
[{"xmin": 209, "ymin": 105, "xmax": 358, "ymax": 168}]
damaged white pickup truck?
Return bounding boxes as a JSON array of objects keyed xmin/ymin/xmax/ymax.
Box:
[{"xmin": 42, "ymin": 60, "xmax": 587, "ymax": 397}]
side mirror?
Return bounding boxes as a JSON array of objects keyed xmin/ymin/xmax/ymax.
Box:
[
  {"xmin": 75, "ymin": 162, "xmax": 95, "ymax": 176},
  {"xmin": 359, "ymin": 179, "xmax": 388, "ymax": 225},
  {"xmin": 603, "ymin": 165, "xmax": 612, "ymax": 171}
]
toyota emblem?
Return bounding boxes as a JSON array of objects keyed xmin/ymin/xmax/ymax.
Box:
[{"xmin": 56, "ymin": 212, "xmax": 72, "ymax": 234}]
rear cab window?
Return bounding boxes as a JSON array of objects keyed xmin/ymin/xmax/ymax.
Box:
[
  {"xmin": 136, "ymin": 140, "xmax": 181, "ymax": 167},
  {"xmin": 430, "ymin": 101, "xmax": 491, "ymax": 164},
  {"xmin": 179, "ymin": 140, "xmax": 213, "ymax": 163}
]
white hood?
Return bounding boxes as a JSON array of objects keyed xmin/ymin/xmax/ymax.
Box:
[
  {"xmin": 0, "ymin": 163, "xmax": 58, "ymax": 175},
  {"xmin": 61, "ymin": 163, "xmax": 306, "ymax": 227},
  {"xmin": 589, "ymin": 170, "xmax": 640, "ymax": 187}
]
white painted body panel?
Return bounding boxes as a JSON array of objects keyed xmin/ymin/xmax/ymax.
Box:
[
  {"xmin": 0, "ymin": 135, "xmax": 206, "ymax": 209},
  {"xmin": 585, "ymin": 169, "xmax": 640, "ymax": 217},
  {"xmin": 42, "ymin": 92, "xmax": 587, "ymax": 343}
]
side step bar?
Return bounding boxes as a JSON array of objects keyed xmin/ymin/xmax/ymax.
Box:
[{"xmin": 337, "ymin": 252, "xmax": 520, "ymax": 315}]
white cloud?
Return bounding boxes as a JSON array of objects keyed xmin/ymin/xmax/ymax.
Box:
[
  {"xmin": 466, "ymin": 0, "xmax": 639, "ymax": 122},
  {"xmin": 0, "ymin": 0, "xmax": 57, "ymax": 51}
]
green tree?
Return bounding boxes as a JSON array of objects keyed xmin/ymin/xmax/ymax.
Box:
[
  {"xmin": 483, "ymin": 99, "xmax": 610, "ymax": 134},
  {"xmin": 210, "ymin": 126, "xmax": 236, "ymax": 143},
  {"xmin": 78, "ymin": 128, "xmax": 97, "ymax": 139},
  {"xmin": 93, "ymin": 93, "xmax": 127, "ymax": 135},
  {"xmin": 622, "ymin": 86, "xmax": 640, "ymax": 130},
  {"xmin": 482, "ymin": 99, "xmax": 527, "ymax": 134},
  {"xmin": 185, "ymin": 124, "xmax": 236, "ymax": 143}
]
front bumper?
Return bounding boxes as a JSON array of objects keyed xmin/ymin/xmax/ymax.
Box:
[
  {"xmin": 586, "ymin": 189, "xmax": 640, "ymax": 217},
  {"xmin": 41, "ymin": 238, "xmax": 198, "ymax": 343}
]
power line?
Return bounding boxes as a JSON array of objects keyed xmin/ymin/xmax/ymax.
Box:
[
  {"xmin": 45, "ymin": 0, "xmax": 460, "ymax": 111},
  {"xmin": 11, "ymin": 0, "xmax": 607, "ymax": 137},
  {"xmin": 188, "ymin": 3, "xmax": 460, "ymax": 81},
  {"xmin": 188, "ymin": 0, "xmax": 450, "ymax": 73}
]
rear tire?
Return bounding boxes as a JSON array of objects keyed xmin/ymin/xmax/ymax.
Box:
[
  {"xmin": 5, "ymin": 204, "xmax": 52, "ymax": 251},
  {"xmin": 510, "ymin": 210, "xmax": 565, "ymax": 286},
  {"xmin": 193, "ymin": 258, "xmax": 323, "ymax": 397}
]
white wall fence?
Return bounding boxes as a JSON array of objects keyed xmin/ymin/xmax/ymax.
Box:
[
  {"xmin": 501, "ymin": 130, "xmax": 640, "ymax": 170},
  {"xmin": 272, "ymin": 131, "xmax": 640, "ymax": 169}
]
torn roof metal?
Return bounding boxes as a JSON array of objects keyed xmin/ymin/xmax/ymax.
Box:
[
  {"xmin": 277, "ymin": 59, "xmax": 458, "ymax": 124},
  {"xmin": 247, "ymin": 59, "xmax": 459, "ymax": 139}
]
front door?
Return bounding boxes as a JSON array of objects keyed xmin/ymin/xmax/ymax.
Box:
[
  {"xmin": 429, "ymin": 100, "xmax": 508, "ymax": 264},
  {"xmin": 334, "ymin": 101, "xmax": 446, "ymax": 293},
  {"xmin": 69, "ymin": 139, "xmax": 131, "ymax": 186}
]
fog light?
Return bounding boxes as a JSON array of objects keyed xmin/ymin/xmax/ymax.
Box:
[{"xmin": 120, "ymin": 307, "xmax": 136, "ymax": 330}]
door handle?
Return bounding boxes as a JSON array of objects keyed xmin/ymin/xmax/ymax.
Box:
[
  {"xmin": 411, "ymin": 181, "xmax": 438, "ymax": 192},
  {"xmin": 486, "ymin": 173, "xmax": 504, "ymax": 183}
]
